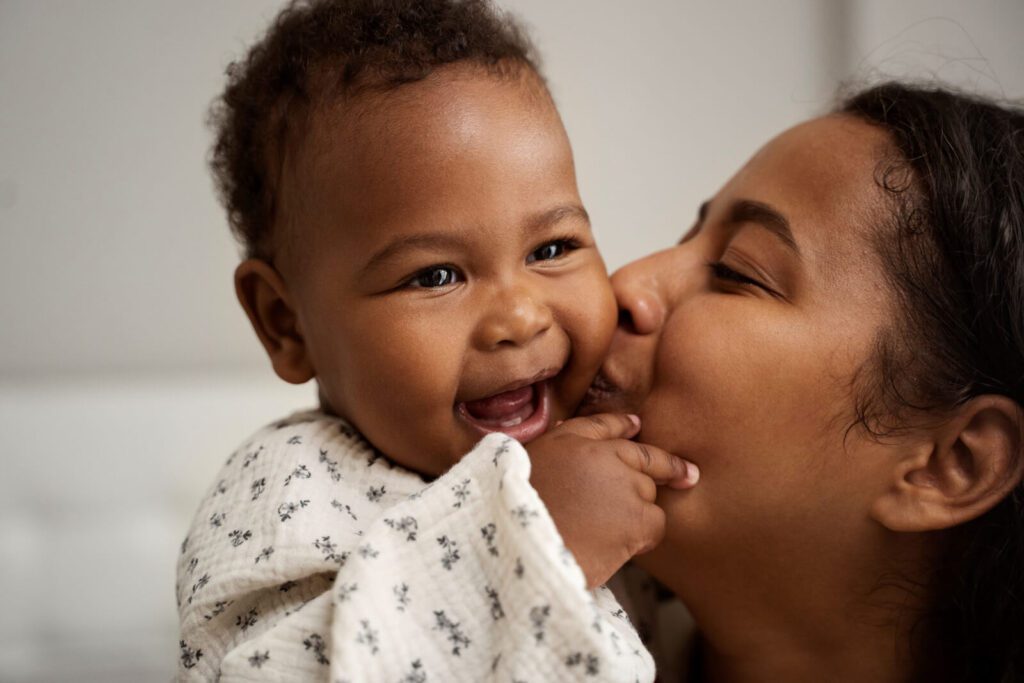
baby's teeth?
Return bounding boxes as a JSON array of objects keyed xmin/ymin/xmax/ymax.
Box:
[{"xmin": 500, "ymin": 417, "xmax": 524, "ymax": 427}]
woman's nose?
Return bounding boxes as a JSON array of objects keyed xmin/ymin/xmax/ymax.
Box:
[
  {"xmin": 611, "ymin": 258, "xmax": 666, "ymax": 336},
  {"xmin": 473, "ymin": 284, "xmax": 554, "ymax": 350}
]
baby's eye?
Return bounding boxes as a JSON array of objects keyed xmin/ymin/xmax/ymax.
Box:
[
  {"xmin": 527, "ymin": 239, "xmax": 577, "ymax": 264},
  {"xmin": 408, "ymin": 266, "xmax": 461, "ymax": 289}
]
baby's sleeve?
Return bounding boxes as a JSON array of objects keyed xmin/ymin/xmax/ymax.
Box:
[{"xmin": 326, "ymin": 433, "xmax": 655, "ymax": 682}]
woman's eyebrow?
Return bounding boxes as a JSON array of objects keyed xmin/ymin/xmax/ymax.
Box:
[
  {"xmin": 677, "ymin": 200, "xmax": 710, "ymax": 244},
  {"xmin": 726, "ymin": 199, "xmax": 800, "ymax": 256}
]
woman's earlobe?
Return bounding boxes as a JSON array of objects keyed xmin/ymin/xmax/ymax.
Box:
[
  {"xmin": 234, "ymin": 259, "xmax": 315, "ymax": 385},
  {"xmin": 871, "ymin": 396, "xmax": 1023, "ymax": 532}
]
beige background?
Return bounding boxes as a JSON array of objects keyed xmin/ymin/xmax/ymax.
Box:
[{"xmin": 1, "ymin": 1, "xmax": 1022, "ymax": 680}]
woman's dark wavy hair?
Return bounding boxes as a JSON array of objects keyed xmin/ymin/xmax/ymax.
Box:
[
  {"xmin": 209, "ymin": 0, "xmax": 539, "ymax": 260},
  {"xmin": 842, "ymin": 83, "xmax": 1024, "ymax": 682}
]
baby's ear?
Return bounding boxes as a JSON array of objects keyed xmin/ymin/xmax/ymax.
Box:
[
  {"xmin": 234, "ymin": 259, "xmax": 315, "ymax": 384},
  {"xmin": 870, "ymin": 395, "xmax": 1023, "ymax": 532}
]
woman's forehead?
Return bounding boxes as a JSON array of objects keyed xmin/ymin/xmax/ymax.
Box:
[{"xmin": 718, "ymin": 115, "xmax": 892, "ymax": 265}]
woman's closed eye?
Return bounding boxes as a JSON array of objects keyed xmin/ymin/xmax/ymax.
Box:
[
  {"xmin": 708, "ymin": 260, "xmax": 782, "ymax": 298},
  {"xmin": 527, "ymin": 238, "xmax": 580, "ymax": 264}
]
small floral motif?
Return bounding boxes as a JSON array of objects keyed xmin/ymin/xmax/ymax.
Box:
[
  {"xmin": 188, "ymin": 573, "xmax": 210, "ymax": 605},
  {"xmin": 356, "ymin": 619, "xmax": 380, "ymax": 654},
  {"xmin": 451, "ymin": 479, "xmax": 471, "ymax": 508},
  {"xmin": 492, "ymin": 438, "xmax": 512, "ymax": 466},
  {"xmin": 511, "ymin": 505, "xmax": 539, "ymax": 528},
  {"xmin": 318, "ymin": 448, "xmax": 342, "ymax": 482},
  {"xmin": 366, "ymin": 484, "xmax": 386, "ymax": 503},
  {"xmin": 313, "ymin": 536, "xmax": 349, "ymax": 567},
  {"xmin": 179, "ymin": 639, "xmax": 203, "ymax": 670},
  {"xmin": 186, "ymin": 557, "xmax": 198, "ymax": 574},
  {"xmin": 330, "ymin": 499, "xmax": 358, "ymax": 521},
  {"xmin": 211, "ymin": 479, "xmax": 228, "ymax": 497},
  {"xmin": 336, "ymin": 582, "xmax": 358, "ymax": 602},
  {"xmin": 530, "ymin": 604, "xmax": 550, "ymax": 644},
  {"xmin": 209, "ymin": 511, "xmax": 226, "ymax": 528},
  {"xmin": 287, "ymin": 435, "xmax": 302, "ymax": 445},
  {"xmin": 242, "ymin": 446, "xmax": 263, "ymax": 468},
  {"xmin": 357, "ymin": 543, "xmax": 379, "ymax": 559},
  {"xmin": 250, "ymin": 477, "xmax": 266, "ymax": 501},
  {"xmin": 514, "ymin": 557, "xmax": 525, "ymax": 579},
  {"xmin": 303, "ymin": 633, "xmax": 329, "ymax": 665},
  {"xmin": 283, "ymin": 464, "xmax": 311, "ymax": 487},
  {"xmin": 565, "ymin": 652, "xmax": 600, "ymax": 676},
  {"xmin": 203, "ymin": 600, "xmax": 233, "ymax": 622},
  {"xmin": 254, "ymin": 546, "xmax": 274, "ymax": 564},
  {"xmin": 485, "ymin": 585, "xmax": 505, "ymax": 620},
  {"xmin": 399, "ymin": 659, "xmax": 427, "ymax": 683},
  {"xmin": 228, "ymin": 529, "xmax": 253, "ymax": 547},
  {"xmin": 394, "ymin": 583, "xmax": 410, "ymax": 611},
  {"xmin": 480, "ymin": 523, "xmax": 499, "ymax": 557},
  {"xmin": 235, "ymin": 607, "xmax": 258, "ymax": 632},
  {"xmin": 384, "ymin": 516, "xmax": 418, "ymax": 541},
  {"xmin": 179, "ymin": 535, "xmax": 189, "ymax": 555},
  {"xmin": 248, "ymin": 650, "xmax": 270, "ymax": 669},
  {"xmin": 437, "ymin": 535, "xmax": 461, "ymax": 570},
  {"xmin": 277, "ymin": 499, "xmax": 310, "ymax": 522},
  {"xmin": 433, "ymin": 610, "xmax": 471, "ymax": 656}
]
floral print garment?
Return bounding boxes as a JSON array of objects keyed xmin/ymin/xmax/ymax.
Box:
[{"xmin": 176, "ymin": 411, "xmax": 654, "ymax": 682}]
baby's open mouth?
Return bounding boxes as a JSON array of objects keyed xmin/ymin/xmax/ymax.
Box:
[{"xmin": 456, "ymin": 379, "xmax": 552, "ymax": 443}]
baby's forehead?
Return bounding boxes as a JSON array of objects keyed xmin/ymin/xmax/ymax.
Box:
[{"xmin": 274, "ymin": 67, "xmax": 567, "ymax": 260}]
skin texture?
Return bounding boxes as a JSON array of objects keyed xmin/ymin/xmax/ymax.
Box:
[
  {"xmin": 237, "ymin": 66, "xmax": 617, "ymax": 476},
  {"xmin": 585, "ymin": 115, "xmax": 1023, "ymax": 681}
]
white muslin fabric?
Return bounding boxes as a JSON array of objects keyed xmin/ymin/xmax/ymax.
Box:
[{"xmin": 176, "ymin": 411, "xmax": 654, "ymax": 682}]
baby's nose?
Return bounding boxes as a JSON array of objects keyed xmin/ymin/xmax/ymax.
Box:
[{"xmin": 474, "ymin": 287, "xmax": 553, "ymax": 350}]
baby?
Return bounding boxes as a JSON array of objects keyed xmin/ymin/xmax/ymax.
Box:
[{"xmin": 175, "ymin": 1, "xmax": 697, "ymax": 680}]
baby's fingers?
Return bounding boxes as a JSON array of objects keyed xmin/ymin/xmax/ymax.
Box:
[
  {"xmin": 555, "ymin": 412, "xmax": 641, "ymax": 441},
  {"xmin": 616, "ymin": 440, "xmax": 700, "ymax": 489}
]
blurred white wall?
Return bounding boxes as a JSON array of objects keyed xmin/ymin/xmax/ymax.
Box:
[{"xmin": 0, "ymin": 1, "xmax": 1021, "ymax": 680}]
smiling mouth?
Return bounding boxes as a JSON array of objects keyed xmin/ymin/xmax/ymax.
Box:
[{"xmin": 456, "ymin": 377, "xmax": 554, "ymax": 443}]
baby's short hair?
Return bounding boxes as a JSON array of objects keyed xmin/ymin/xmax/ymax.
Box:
[{"xmin": 209, "ymin": 0, "xmax": 540, "ymax": 260}]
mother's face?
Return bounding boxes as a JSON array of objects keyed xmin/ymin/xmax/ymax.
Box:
[{"xmin": 593, "ymin": 116, "xmax": 902, "ymax": 586}]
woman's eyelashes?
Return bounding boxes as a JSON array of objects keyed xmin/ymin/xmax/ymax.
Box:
[{"xmin": 707, "ymin": 260, "xmax": 782, "ymax": 298}]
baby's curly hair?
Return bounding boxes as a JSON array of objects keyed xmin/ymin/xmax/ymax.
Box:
[{"xmin": 209, "ymin": 0, "xmax": 540, "ymax": 260}]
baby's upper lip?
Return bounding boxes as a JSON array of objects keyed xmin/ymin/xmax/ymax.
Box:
[{"xmin": 458, "ymin": 366, "xmax": 561, "ymax": 403}]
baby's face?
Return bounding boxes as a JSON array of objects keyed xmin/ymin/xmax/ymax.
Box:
[{"xmin": 275, "ymin": 67, "xmax": 616, "ymax": 475}]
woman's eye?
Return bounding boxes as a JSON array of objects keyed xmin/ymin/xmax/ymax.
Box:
[
  {"xmin": 708, "ymin": 261, "xmax": 774, "ymax": 295},
  {"xmin": 527, "ymin": 239, "xmax": 576, "ymax": 264},
  {"xmin": 409, "ymin": 266, "xmax": 460, "ymax": 289}
]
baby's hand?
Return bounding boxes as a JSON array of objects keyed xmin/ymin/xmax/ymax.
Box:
[{"xmin": 527, "ymin": 413, "xmax": 699, "ymax": 588}]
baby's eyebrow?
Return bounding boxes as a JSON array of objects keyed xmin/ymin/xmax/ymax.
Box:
[
  {"xmin": 525, "ymin": 204, "xmax": 590, "ymax": 232},
  {"xmin": 361, "ymin": 233, "xmax": 467, "ymax": 275}
]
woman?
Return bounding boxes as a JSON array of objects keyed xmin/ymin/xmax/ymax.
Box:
[{"xmin": 589, "ymin": 83, "xmax": 1024, "ymax": 681}]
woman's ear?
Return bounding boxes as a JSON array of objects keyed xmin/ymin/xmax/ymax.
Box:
[
  {"xmin": 234, "ymin": 259, "xmax": 315, "ymax": 385},
  {"xmin": 871, "ymin": 395, "xmax": 1024, "ymax": 532}
]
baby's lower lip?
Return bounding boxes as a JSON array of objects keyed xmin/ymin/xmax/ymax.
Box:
[{"xmin": 456, "ymin": 381, "xmax": 551, "ymax": 443}]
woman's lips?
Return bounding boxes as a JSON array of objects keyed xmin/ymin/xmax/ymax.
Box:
[
  {"xmin": 579, "ymin": 371, "xmax": 629, "ymax": 415},
  {"xmin": 456, "ymin": 381, "xmax": 551, "ymax": 443}
]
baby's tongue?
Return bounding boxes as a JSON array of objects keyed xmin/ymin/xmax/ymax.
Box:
[{"xmin": 463, "ymin": 385, "xmax": 534, "ymax": 420}]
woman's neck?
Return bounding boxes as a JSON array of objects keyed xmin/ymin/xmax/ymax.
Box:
[{"xmin": 643, "ymin": 531, "xmax": 933, "ymax": 683}]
